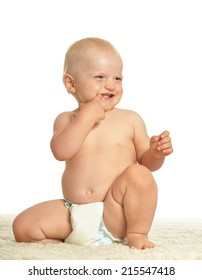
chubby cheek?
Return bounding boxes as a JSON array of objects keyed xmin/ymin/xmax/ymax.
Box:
[
  {"xmin": 76, "ymin": 87, "xmax": 97, "ymax": 103},
  {"xmin": 81, "ymin": 83, "xmax": 101, "ymax": 101},
  {"xmin": 115, "ymin": 88, "xmax": 123, "ymax": 100},
  {"xmin": 114, "ymin": 93, "xmax": 123, "ymax": 105},
  {"xmin": 83, "ymin": 89, "xmax": 97, "ymax": 102}
]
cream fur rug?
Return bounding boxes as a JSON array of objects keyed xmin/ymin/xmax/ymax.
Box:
[{"xmin": 1, "ymin": 215, "xmax": 202, "ymax": 260}]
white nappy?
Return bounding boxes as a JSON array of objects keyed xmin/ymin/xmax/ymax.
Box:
[{"xmin": 64, "ymin": 201, "xmax": 123, "ymax": 246}]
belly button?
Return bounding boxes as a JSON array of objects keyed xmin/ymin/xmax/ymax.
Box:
[{"xmin": 86, "ymin": 189, "xmax": 93, "ymax": 195}]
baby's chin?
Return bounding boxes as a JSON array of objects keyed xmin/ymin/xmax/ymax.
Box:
[
  {"xmin": 100, "ymin": 101, "xmax": 115, "ymax": 112},
  {"xmin": 101, "ymin": 97, "xmax": 121, "ymax": 110}
]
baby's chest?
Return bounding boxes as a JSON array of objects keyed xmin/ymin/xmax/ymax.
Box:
[{"xmin": 85, "ymin": 122, "xmax": 134, "ymax": 148}]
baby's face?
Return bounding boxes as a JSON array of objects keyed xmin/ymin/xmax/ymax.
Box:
[{"xmin": 73, "ymin": 47, "xmax": 123, "ymax": 108}]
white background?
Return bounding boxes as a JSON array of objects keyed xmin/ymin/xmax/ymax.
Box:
[{"xmin": 0, "ymin": 0, "xmax": 202, "ymax": 219}]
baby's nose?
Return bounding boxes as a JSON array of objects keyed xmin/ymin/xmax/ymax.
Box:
[{"xmin": 105, "ymin": 78, "xmax": 115, "ymax": 90}]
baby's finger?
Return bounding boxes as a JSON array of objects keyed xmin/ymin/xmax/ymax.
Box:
[
  {"xmin": 93, "ymin": 94, "xmax": 102, "ymax": 102},
  {"xmin": 162, "ymin": 147, "xmax": 173, "ymax": 155},
  {"xmin": 150, "ymin": 135, "xmax": 159, "ymax": 143},
  {"xmin": 157, "ymin": 141, "xmax": 172, "ymax": 151},
  {"xmin": 160, "ymin": 130, "xmax": 170, "ymax": 139},
  {"xmin": 158, "ymin": 136, "xmax": 172, "ymax": 146}
]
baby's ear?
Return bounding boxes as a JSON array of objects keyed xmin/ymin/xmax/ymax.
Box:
[{"xmin": 63, "ymin": 74, "xmax": 76, "ymax": 94}]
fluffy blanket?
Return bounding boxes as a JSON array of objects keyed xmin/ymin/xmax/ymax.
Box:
[{"xmin": 1, "ymin": 215, "xmax": 202, "ymax": 260}]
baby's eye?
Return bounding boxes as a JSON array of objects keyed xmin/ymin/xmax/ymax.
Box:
[
  {"xmin": 114, "ymin": 76, "xmax": 122, "ymax": 81},
  {"xmin": 95, "ymin": 75, "xmax": 104, "ymax": 79}
]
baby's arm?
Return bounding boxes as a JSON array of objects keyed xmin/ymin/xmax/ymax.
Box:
[
  {"xmin": 50, "ymin": 96, "xmax": 105, "ymax": 161},
  {"xmin": 132, "ymin": 112, "xmax": 173, "ymax": 171},
  {"xmin": 141, "ymin": 131, "xmax": 173, "ymax": 171}
]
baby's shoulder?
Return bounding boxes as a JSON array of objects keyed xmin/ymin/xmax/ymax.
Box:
[
  {"xmin": 115, "ymin": 108, "xmax": 143, "ymax": 121},
  {"xmin": 54, "ymin": 111, "xmax": 71, "ymax": 122},
  {"xmin": 53, "ymin": 110, "xmax": 76, "ymax": 127}
]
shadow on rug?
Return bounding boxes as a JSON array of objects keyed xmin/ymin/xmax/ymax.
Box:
[{"xmin": 1, "ymin": 215, "xmax": 202, "ymax": 260}]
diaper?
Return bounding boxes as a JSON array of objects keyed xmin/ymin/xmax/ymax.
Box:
[{"xmin": 64, "ymin": 201, "xmax": 123, "ymax": 246}]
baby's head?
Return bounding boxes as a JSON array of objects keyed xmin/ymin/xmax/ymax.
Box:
[
  {"xmin": 63, "ymin": 37, "xmax": 123, "ymax": 107},
  {"xmin": 63, "ymin": 37, "xmax": 122, "ymax": 76}
]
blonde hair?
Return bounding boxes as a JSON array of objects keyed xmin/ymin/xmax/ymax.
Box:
[{"xmin": 63, "ymin": 37, "xmax": 121, "ymax": 75}]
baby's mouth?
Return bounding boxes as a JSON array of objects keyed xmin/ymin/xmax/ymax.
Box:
[{"xmin": 101, "ymin": 93, "xmax": 114, "ymax": 99}]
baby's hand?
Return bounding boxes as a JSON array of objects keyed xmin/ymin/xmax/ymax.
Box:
[
  {"xmin": 150, "ymin": 131, "xmax": 173, "ymax": 159},
  {"xmin": 80, "ymin": 95, "xmax": 106, "ymax": 124}
]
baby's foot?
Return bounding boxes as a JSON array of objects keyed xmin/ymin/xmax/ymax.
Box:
[{"xmin": 127, "ymin": 233, "xmax": 155, "ymax": 250}]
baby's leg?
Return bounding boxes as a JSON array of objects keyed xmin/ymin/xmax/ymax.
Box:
[
  {"xmin": 12, "ymin": 199, "xmax": 72, "ymax": 243},
  {"xmin": 104, "ymin": 164, "xmax": 157, "ymax": 249}
]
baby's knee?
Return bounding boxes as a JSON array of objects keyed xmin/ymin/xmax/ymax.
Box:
[
  {"xmin": 12, "ymin": 214, "xmax": 33, "ymax": 242},
  {"xmin": 124, "ymin": 164, "xmax": 157, "ymax": 192},
  {"xmin": 12, "ymin": 215, "xmax": 22, "ymax": 242},
  {"xmin": 125, "ymin": 164, "xmax": 152, "ymax": 182},
  {"xmin": 12, "ymin": 215, "xmax": 25, "ymax": 242}
]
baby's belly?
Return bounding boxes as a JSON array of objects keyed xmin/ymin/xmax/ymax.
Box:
[
  {"xmin": 62, "ymin": 170, "xmax": 116, "ymax": 203},
  {"xmin": 62, "ymin": 160, "xmax": 130, "ymax": 204},
  {"xmin": 62, "ymin": 146, "xmax": 136, "ymax": 203}
]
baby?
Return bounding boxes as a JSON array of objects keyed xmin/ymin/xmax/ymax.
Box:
[{"xmin": 12, "ymin": 37, "xmax": 173, "ymax": 249}]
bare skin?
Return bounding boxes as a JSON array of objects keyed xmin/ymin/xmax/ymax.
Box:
[{"xmin": 13, "ymin": 38, "xmax": 173, "ymax": 249}]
